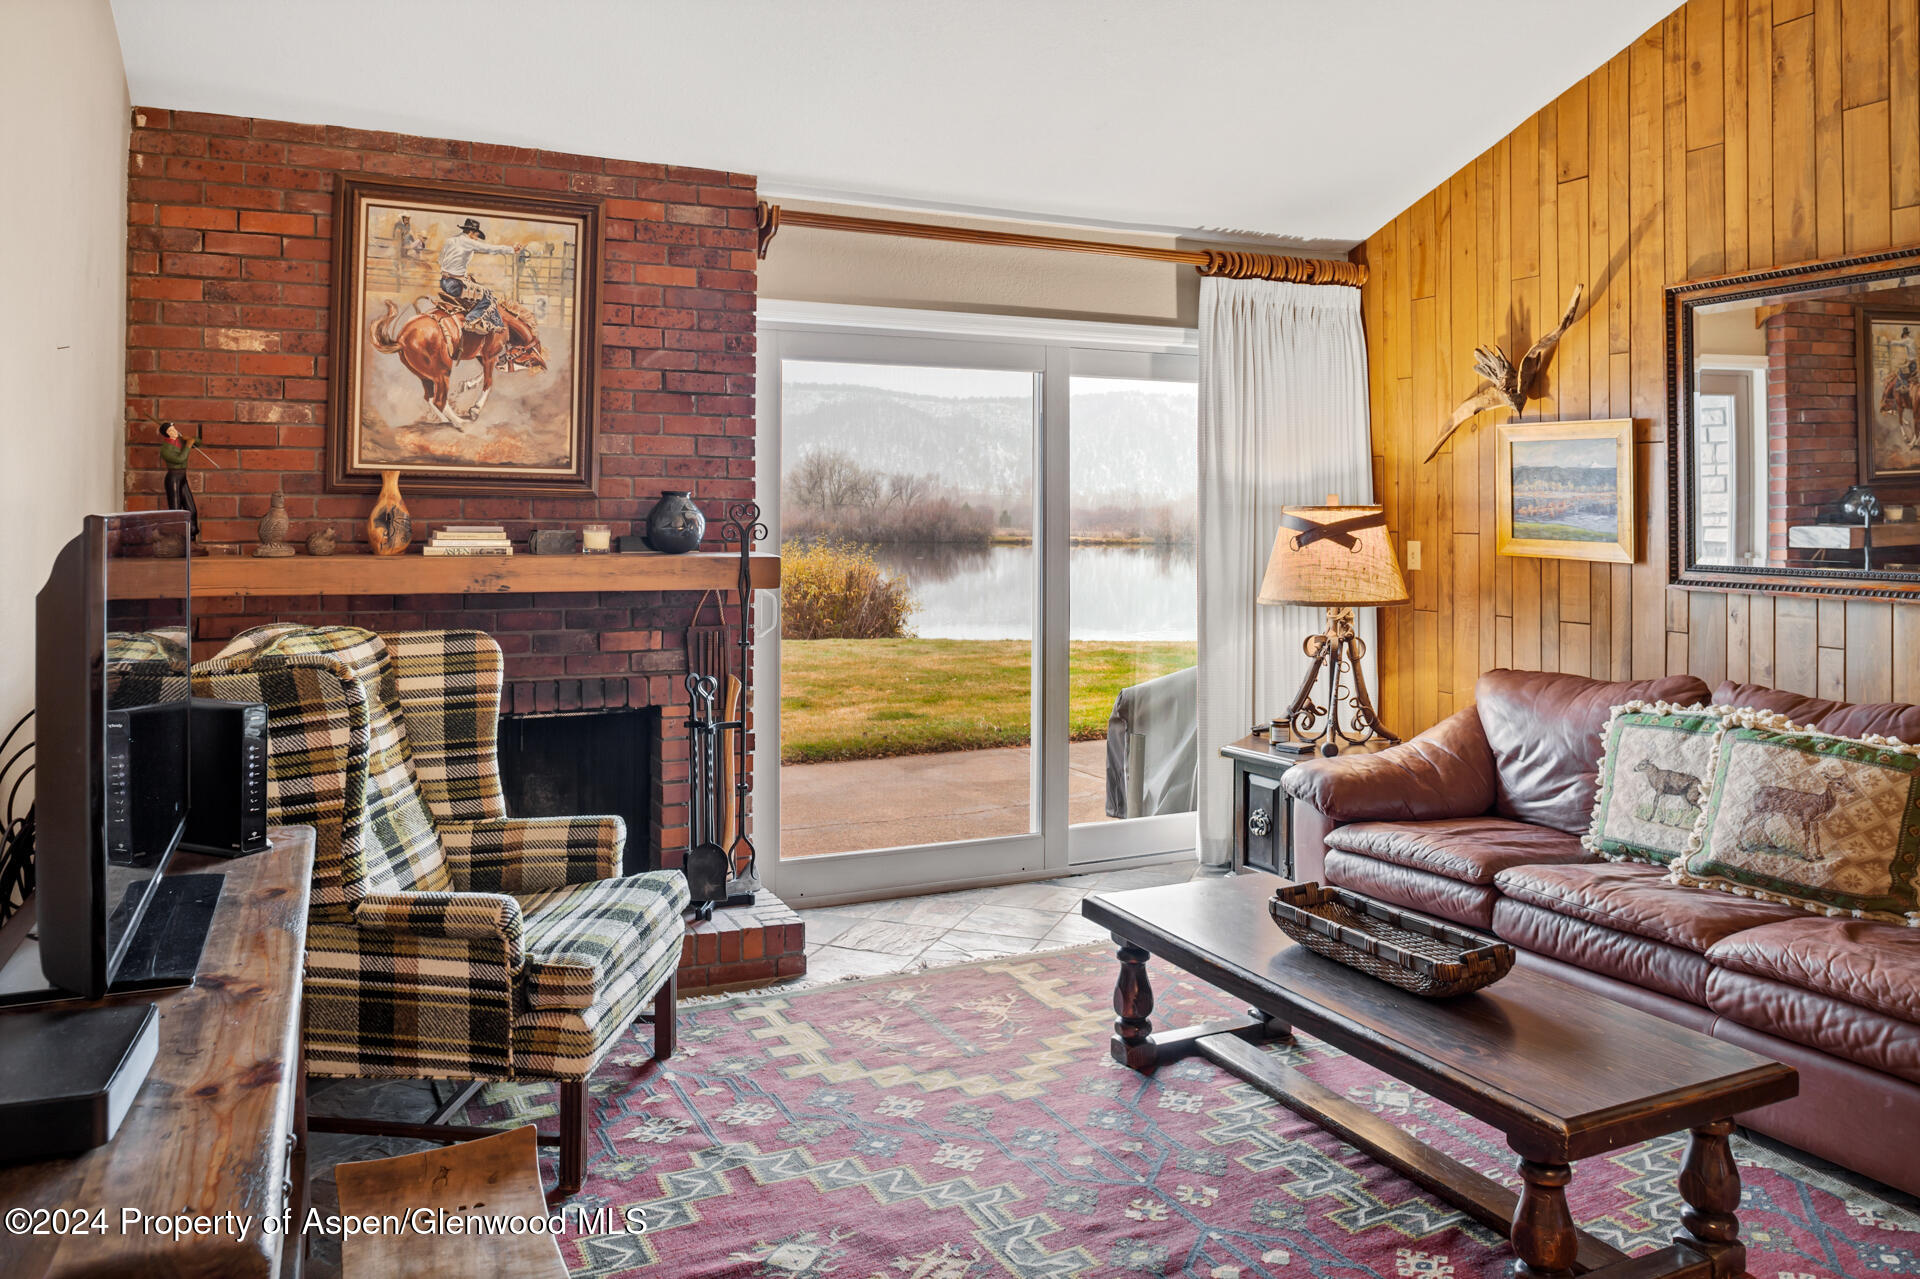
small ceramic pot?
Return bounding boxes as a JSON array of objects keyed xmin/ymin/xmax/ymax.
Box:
[
  {"xmin": 306, "ymin": 527, "xmax": 338, "ymax": 556},
  {"xmin": 644, "ymin": 491, "xmax": 704, "ymax": 554}
]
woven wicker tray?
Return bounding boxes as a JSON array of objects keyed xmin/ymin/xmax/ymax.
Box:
[{"xmin": 1268, "ymin": 882, "xmax": 1515, "ymax": 998}]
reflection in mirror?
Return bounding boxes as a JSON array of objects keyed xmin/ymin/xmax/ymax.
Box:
[{"xmin": 1687, "ymin": 270, "xmax": 1920, "ymax": 579}]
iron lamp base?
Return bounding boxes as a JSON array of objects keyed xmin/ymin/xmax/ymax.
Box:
[{"xmin": 1275, "ymin": 606, "xmax": 1398, "ymax": 755}]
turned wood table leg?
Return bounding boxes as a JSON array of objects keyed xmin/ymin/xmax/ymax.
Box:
[
  {"xmin": 1676, "ymin": 1119, "xmax": 1745, "ymax": 1276},
  {"xmin": 1249, "ymin": 1007, "xmax": 1293, "ymax": 1040},
  {"xmin": 1510, "ymin": 1158, "xmax": 1577, "ymax": 1279},
  {"xmin": 1110, "ymin": 937, "xmax": 1157, "ymax": 1073}
]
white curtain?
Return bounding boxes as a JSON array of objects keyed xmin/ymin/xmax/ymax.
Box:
[{"xmin": 1196, "ymin": 277, "xmax": 1375, "ymax": 868}]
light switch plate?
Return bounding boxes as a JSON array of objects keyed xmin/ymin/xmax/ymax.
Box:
[{"xmin": 1406, "ymin": 540, "xmax": 1422, "ymax": 570}]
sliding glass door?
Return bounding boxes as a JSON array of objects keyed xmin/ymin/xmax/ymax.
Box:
[
  {"xmin": 755, "ymin": 309, "xmax": 1195, "ymax": 903},
  {"xmin": 1065, "ymin": 358, "xmax": 1199, "ymax": 864},
  {"xmin": 778, "ymin": 352, "xmax": 1040, "ymax": 868}
]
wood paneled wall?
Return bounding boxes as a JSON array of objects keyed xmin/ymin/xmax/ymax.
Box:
[{"xmin": 1358, "ymin": 0, "xmax": 1920, "ymax": 737}]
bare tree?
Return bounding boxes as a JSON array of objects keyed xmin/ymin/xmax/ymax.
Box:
[
  {"xmin": 880, "ymin": 471, "xmax": 931, "ymax": 515},
  {"xmin": 787, "ymin": 448, "xmax": 877, "ymax": 513}
]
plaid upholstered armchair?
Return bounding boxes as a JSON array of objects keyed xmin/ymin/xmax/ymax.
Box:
[{"xmin": 192, "ymin": 624, "xmax": 687, "ymax": 1201}]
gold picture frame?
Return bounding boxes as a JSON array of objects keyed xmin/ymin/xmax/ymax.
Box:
[{"xmin": 1495, "ymin": 418, "xmax": 1636, "ymax": 564}]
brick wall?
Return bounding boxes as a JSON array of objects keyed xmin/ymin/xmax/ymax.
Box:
[
  {"xmin": 1765, "ymin": 301, "xmax": 1858, "ymax": 560},
  {"xmin": 122, "ymin": 108, "xmax": 762, "ymax": 873},
  {"xmin": 124, "ymin": 107, "xmax": 757, "ymax": 545}
]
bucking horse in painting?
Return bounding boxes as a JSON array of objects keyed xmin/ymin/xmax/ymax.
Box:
[
  {"xmin": 369, "ymin": 296, "xmax": 549, "ymax": 426},
  {"xmin": 1882, "ymin": 360, "xmax": 1920, "ymax": 448}
]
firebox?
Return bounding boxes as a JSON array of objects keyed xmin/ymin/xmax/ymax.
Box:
[{"xmin": 497, "ymin": 709, "xmax": 660, "ymax": 874}]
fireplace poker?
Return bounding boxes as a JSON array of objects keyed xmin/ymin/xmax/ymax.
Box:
[{"xmin": 720, "ymin": 502, "xmax": 767, "ymax": 904}]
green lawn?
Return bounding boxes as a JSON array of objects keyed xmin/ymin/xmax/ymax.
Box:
[
  {"xmin": 781, "ymin": 639, "xmax": 1197, "ymax": 764},
  {"xmin": 1513, "ymin": 521, "xmax": 1613, "ymax": 542}
]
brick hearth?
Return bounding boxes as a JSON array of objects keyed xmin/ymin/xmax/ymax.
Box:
[{"xmin": 682, "ymin": 894, "xmax": 806, "ymax": 993}]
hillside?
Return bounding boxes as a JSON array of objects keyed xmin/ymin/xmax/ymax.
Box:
[{"xmin": 781, "ymin": 383, "xmax": 1196, "ymax": 503}]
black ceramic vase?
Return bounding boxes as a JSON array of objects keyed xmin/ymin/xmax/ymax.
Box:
[{"xmin": 644, "ymin": 490, "xmax": 705, "ymax": 554}]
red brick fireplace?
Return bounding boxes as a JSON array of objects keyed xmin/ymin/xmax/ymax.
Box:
[{"xmin": 122, "ymin": 107, "xmax": 799, "ymax": 988}]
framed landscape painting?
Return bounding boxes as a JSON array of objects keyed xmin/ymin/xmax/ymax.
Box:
[
  {"xmin": 1856, "ymin": 305, "xmax": 1920, "ymax": 484},
  {"xmin": 1495, "ymin": 419, "xmax": 1636, "ymax": 564},
  {"xmin": 327, "ymin": 177, "xmax": 602, "ymax": 494}
]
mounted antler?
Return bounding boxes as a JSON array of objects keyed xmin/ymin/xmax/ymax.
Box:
[{"xmin": 1424, "ymin": 283, "xmax": 1584, "ymax": 462}]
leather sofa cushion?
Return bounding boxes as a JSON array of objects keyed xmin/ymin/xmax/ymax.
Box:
[
  {"xmin": 1705, "ymin": 968, "xmax": 1920, "ymax": 1086},
  {"xmin": 1493, "ymin": 862, "xmax": 1803, "ymax": 954},
  {"xmin": 1476, "ymin": 670, "xmax": 1711, "ymax": 834},
  {"xmin": 1324, "ymin": 817, "xmax": 1592, "ymax": 886},
  {"xmin": 1713, "ymin": 681, "xmax": 1920, "ymax": 743},
  {"xmin": 1323, "ymin": 850, "xmax": 1500, "ymax": 930},
  {"xmin": 1493, "ymin": 899, "xmax": 1714, "ymax": 1004},
  {"xmin": 1704, "ymin": 916, "xmax": 1920, "ymax": 1027},
  {"xmin": 1513, "ymin": 947, "xmax": 1722, "ymax": 1033},
  {"xmin": 1281, "ymin": 706, "xmax": 1498, "ymax": 824}
]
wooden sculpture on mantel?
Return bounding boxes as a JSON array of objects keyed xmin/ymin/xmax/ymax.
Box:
[{"xmin": 1424, "ymin": 283, "xmax": 1585, "ymax": 462}]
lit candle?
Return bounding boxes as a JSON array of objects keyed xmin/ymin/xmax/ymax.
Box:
[{"xmin": 582, "ymin": 524, "xmax": 611, "ymax": 553}]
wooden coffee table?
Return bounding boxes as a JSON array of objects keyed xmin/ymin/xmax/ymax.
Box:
[{"xmin": 1082, "ymin": 875, "xmax": 1798, "ymax": 1279}]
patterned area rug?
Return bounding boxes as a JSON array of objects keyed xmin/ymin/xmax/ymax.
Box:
[{"xmin": 470, "ymin": 945, "xmax": 1919, "ymax": 1278}]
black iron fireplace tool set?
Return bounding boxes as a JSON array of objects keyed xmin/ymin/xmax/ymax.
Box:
[{"xmin": 682, "ymin": 503, "xmax": 764, "ymax": 920}]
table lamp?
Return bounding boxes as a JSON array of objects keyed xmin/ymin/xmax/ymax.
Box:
[{"xmin": 1258, "ymin": 497, "xmax": 1408, "ymax": 756}]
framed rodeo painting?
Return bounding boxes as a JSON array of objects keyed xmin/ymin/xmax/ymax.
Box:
[
  {"xmin": 327, "ymin": 177, "xmax": 603, "ymax": 494},
  {"xmin": 1857, "ymin": 305, "xmax": 1920, "ymax": 485}
]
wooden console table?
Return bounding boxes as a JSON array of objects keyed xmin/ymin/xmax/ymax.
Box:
[{"xmin": 0, "ymin": 826, "xmax": 314, "ymax": 1278}]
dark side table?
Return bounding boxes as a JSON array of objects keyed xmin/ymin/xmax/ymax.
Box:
[{"xmin": 1221, "ymin": 734, "xmax": 1386, "ymax": 877}]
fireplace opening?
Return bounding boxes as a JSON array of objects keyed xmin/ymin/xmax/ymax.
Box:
[{"xmin": 497, "ymin": 708, "xmax": 659, "ymax": 874}]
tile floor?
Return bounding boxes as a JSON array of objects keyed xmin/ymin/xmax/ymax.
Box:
[{"xmin": 793, "ymin": 859, "xmax": 1207, "ymax": 985}]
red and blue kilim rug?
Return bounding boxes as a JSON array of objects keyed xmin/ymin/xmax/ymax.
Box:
[{"xmin": 471, "ymin": 945, "xmax": 1918, "ymax": 1278}]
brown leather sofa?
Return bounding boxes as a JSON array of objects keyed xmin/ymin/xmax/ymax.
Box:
[{"xmin": 1280, "ymin": 669, "xmax": 1920, "ymax": 1197}]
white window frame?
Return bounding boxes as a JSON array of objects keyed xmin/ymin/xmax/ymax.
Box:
[{"xmin": 754, "ymin": 302, "xmax": 1198, "ymax": 905}]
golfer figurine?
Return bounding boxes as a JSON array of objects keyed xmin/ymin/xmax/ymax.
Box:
[{"xmin": 158, "ymin": 421, "xmax": 203, "ymax": 547}]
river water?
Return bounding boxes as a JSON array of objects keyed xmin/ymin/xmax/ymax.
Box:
[{"xmin": 869, "ymin": 543, "xmax": 1196, "ymax": 642}]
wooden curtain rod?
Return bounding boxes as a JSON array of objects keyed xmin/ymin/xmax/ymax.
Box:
[{"xmin": 752, "ymin": 202, "xmax": 1367, "ymax": 287}]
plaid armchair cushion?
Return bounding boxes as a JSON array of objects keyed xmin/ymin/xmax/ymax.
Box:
[
  {"xmin": 442, "ymin": 816, "xmax": 624, "ymax": 895},
  {"xmin": 516, "ymin": 921, "xmax": 683, "ymax": 1078},
  {"xmin": 356, "ymin": 890, "xmax": 525, "ymax": 969},
  {"xmin": 194, "ymin": 648, "xmax": 372, "ymax": 917},
  {"xmin": 303, "ymin": 920, "xmax": 518, "ymax": 1079},
  {"xmin": 519, "ymin": 871, "xmax": 689, "ymax": 1011},
  {"xmin": 198, "ymin": 626, "xmax": 451, "ymax": 901},
  {"xmin": 383, "ymin": 630, "xmax": 509, "ymax": 823}
]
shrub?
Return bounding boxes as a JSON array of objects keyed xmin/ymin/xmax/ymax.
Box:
[{"xmin": 780, "ymin": 540, "xmax": 917, "ymax": 639}]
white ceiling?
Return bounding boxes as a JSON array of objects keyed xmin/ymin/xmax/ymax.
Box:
[{"xmin": 110, "ymin": 0, "xmax": 1678, "ymax": 249}]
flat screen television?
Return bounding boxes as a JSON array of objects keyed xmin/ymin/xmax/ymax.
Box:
[{"xmin": 33, "ymin": 512, "xmax": 192, "ymax": 999}]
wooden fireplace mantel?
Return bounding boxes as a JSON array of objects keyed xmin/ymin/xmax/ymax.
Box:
[{"xmin": 112, "ymin": 550, "xmax": 782, "ymax": 599}]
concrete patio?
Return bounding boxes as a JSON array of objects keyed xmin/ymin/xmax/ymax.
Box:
[{"xmin": 779, "ymin": 739, "xmax": 1115, "ymax": 857}]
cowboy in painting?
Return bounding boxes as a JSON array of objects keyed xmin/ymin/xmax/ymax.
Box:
[
  {"xmin": 437, "ymin": 217, "xmax": 520, "ymax": 334},
  {"xmin": 369, "ymin": 216, "xmax": 550, "ymax": 427}
]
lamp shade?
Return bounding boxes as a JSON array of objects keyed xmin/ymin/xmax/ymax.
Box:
[{"xmin": 1257, "ymin": 504, "xmax": 1409, "ymax": 608}]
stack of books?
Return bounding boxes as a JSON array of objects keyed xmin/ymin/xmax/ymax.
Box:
[{"xmin": 423, "ymin": 524, "xmax": 513, "ymax": 556}]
